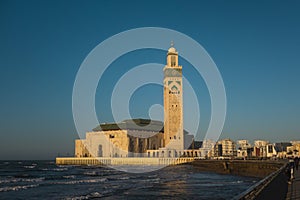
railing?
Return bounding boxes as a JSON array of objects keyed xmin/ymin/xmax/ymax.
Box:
[{"xmin": 232, "ymin": 163, "xmax": 288, "ymax": 200}]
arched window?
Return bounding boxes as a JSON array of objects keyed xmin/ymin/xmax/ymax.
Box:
[{"xmin": 171, "ymin": 56, "xmax": 176, "ymax": 66}]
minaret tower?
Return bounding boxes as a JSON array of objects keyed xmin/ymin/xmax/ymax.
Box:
[{"xmin": 163, "ymin": 43, "xmax": 184, "ymax": 151}]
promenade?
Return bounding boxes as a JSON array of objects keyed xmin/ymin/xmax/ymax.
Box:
[
  {"xmin": 56, "ymin": 157, "xmax": 195, "ymax": 165},
  {"xmin": 286, "ymin": 167, "xmax": 300, "ymax": 200}
]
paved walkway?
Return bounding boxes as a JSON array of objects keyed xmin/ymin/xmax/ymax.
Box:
[{"xmin": 286, "ymin": 167, "xmax": 300, "ymax": 200}]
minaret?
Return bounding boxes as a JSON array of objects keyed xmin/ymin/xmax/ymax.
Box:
[{"xmin": 163, "ymin": 43, "xmax": 184, "ymax": 151}]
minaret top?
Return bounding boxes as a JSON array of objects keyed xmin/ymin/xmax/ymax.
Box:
[
  {"xmin": 168, "ymin": 41, "xmax": 177, "ymax": 54},
  {"xmin": 166, "ymin": 41, "xmax": 179, "ymax": 67}
]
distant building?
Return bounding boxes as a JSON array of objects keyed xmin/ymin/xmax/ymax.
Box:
[
  {"xmin": 253, "ymin": 140, "xmax": 269, "ymax": 158},
  {"xmin": 213, "ymin": 139, "xmax": 237, "ymax": 158},
  {"xmin": 253, "ymin": 140, "xmax": 277, "ymax": 158},
  {"xmin": 236, "ymin": 140, "xmax": 252, "ymax": 158},
  {"xmin": 274, "ymin": 142, "xmax": 292, "ymax": 152},
  {"xmin": 199, "ymin": 139, "xmax": 215, "ymax": 158},
  {"xmin": 274, "ymin": 142, "xmax": 292, "ymax": 158},
  {"xmin": 287, "ymin": 143, "xmax": 300, "ymax": 158},
  {"xmin": 290, "ymin": 141, "xmax": 300, "ymax": 145},
  {"xmin": 266, "ymin": 144, "xmax": 277, "ymax": 158}
]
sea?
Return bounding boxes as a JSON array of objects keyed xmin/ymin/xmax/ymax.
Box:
[{"xmin": 0, "ymin": 160, "xmax": 259, "ymax": 200}]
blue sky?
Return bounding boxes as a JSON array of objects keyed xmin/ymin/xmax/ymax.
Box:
[{"xmin": 0, "ymin": 0, "xmax": 299, "ymax": 159}]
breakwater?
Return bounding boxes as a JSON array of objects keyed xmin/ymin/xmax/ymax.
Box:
[{"xmin": 191, "ymin": 160, "xmax": 286, "ymax": 178}]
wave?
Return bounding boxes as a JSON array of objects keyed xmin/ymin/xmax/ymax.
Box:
[
  {"xmin": 83, "ymin": 171, "xmax": 97, "ymax": 176},
  {"xmin": 52, "ymin": 168, "xmax": 68, "ymax": 171},
  {"xmin": 232, "ymin": 180, "xmax": 243, "ymax": 184},
  {"xmin": 41, "ymin": 167, "xmax": 68, "ymax": 171},
  {"xmin": 108, "ymin": 176, "xmax": 130, "ymax": 181},
  {"xmin": 0, "ymin": 177, "xmax": 45, "ymax": 184},
  {"xmin": 64, "ymin": 192, "xmax": 103, "ymax": 200},
  {"xmin": 118, "ymin": 176, "xmax": 130, "ymax": 180},
  {"xmin": 57, "ymin": 178, "xmax": 107, "ymax": 185},
  {"xmin": 0, "ymin": 184, "xmax": 39, "ymax": 192},
  {"xmin": 24, "ymin": 165, "xmax": 36, "ymax": 169},
  {"xmin": 63, "ymin": 175, "xmax": 76, "ymax": 179}
]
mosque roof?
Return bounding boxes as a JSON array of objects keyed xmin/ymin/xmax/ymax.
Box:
[
  {"xmin": 93, "ymin": 118, "xmax": 189, "ymax": 134},
  {"xmin": 93, "ymin": 119, "xmax": 164, "ymax": 132}
]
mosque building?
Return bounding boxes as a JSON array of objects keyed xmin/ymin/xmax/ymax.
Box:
[{"xmin": 75, "ymin": 45, "xmax": 197, "ymax": 158}]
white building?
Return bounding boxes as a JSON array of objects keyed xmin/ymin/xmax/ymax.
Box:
[
  {"xmin": 237, "ymin": 140, "xmax": 252, "ymax": 158},
  {"xmin": 213, "ymin": 139, "xmax": 237, "ymax": 158},
  {"xmin": 253, "ymin": 140, "xmax": 277, "ymax": 158},
  {"xmin": 199, "ymin": 139, "xmax": 215, "ymax": 158}
]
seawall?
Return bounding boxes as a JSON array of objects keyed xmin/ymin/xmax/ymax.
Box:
[{"xmin": 191, "ymin": 160, "xmax": 286, "ymax": 178}]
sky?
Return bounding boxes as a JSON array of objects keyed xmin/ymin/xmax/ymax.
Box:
[{"xmin": 0, "ymin": 0, "xmax": 300, "ymax": 160}]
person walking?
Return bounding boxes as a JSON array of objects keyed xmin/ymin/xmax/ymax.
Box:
[
  {"xmin": 294, "ymin": 156, "xmax": 299, "ymax": 171},
  {"xmin": 289, "ymin": 157, "xmax": 295, "ymax": 181}
]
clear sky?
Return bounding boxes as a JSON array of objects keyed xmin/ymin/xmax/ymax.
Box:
[{"xmin": 0, "ymin": 0, "xmax": 299, "ymax": 160}]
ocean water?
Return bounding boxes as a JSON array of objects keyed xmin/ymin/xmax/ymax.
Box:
[{"xmin": 0, "ymin": 161, "xmax": 259, "ymax": 199}]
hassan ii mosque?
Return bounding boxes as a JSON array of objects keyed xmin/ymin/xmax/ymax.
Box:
[{"xmin": 75, "ymin": 45, "xmax": 196, "ymax": 158}]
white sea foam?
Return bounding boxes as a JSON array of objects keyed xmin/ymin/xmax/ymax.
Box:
[
  {"xmin": 118, "ymin": 176, "xmax": 129, "ymax": 180},
  {"xmin": 0, "ymin": 184, "xmax": 39, "ymax": 192},
  {"xmin": 41, "ymin": 167, "xmax": 68, "ymax": 171},
  {"xmin": 64, "ymin": 192, "xmax": 103, "ymax": 200},
  {"xmin": 83, "ymin": 171, "xmax": 97, "ymax": 176},
  {"xmin": 0, "ymin": 177, "xmax": 44, "ymax": 184},
  {"xmin": 63, "ymin": 175, "xmax": 76, "ymax": 179},
  {"xmin": 24, "ymin": 165, "xmax": 36, "ymax": 169},
  {"xmin": 52, "ymin": 168, "xmax": 68, "ymax": 171},
  {"xmin": 57, "ymin": 178, "xmax": 107, "ymax": 185}
]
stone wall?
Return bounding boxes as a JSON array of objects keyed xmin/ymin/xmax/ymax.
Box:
[{"xmin": 191, "ymin": 160, "xmax": 286, "ymax": 178}]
